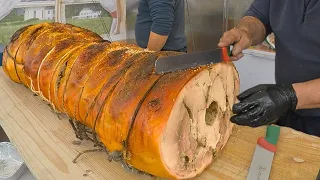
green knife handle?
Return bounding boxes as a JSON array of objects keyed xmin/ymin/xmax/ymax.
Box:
[
  {"xmin": 265, "ymin": 125, "xmax": 280, "ymax": 145},
  {"xmin": 227, "ymin": 45, "xmax": 235, "ymax": 57},
  {"xmin": 227, "ymin": 46, "xmax": 232, "ymax": 56},
  {"xmin": 220, "ymin": 44, "xmax": 234, "ymax": 57}
]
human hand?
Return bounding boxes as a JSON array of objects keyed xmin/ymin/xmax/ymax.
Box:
[
  {"xmin": 218, "ymin": 27, "xmax": 252, "ymax": 61},
  {"xmin": 231, "ymin": 84, "xmax": 298, "ymax": 127}
]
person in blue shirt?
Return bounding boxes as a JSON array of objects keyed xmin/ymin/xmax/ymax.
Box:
[
  {"xmin": 219, "ymin": 0, "xmax": 320, "ymax": 137},
  {"xmin": 134, "ymin": 0, "xmax": 187, "ymax": 52}
]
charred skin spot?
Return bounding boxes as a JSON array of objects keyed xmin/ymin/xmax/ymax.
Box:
[
  {"xmin": 9, "ymin": 25, "xmax": 33, "ymax": 43},
  {"xmin": 114, "ymin": 53, "xmax": 158, "ymax": 103},
  {"xmin": 54, "ymin": 37, "xmax": 78, "ymax": 51},
  {"xmin": 149, "ymin": 99, "xmax": 159, "ymax": 107},
  {"xmin": 106, "ymin": 49, "xmax": 129, "ymax": 67},
  {"xmin": 25, "ymin": 26, "xmax": 46, "ymax": 49},
  {"xmin": 148, "ymin": 98, "xmax": 161, "ymax": 112},
  {"xmin": 56, "ymin": 61, "xmax": 68, "ymax": 91},
  {"xmin": 85, "ymin": 43, "xmax": 108, "ymax": 54},
  {"xmin": 53, "ymin": 26, "xmax": 68, "ymax": 34}
]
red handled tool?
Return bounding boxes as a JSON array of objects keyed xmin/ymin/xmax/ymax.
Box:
[{"xmin": 154, "ymin": 47, "xmax": 231, "ymax": 74}]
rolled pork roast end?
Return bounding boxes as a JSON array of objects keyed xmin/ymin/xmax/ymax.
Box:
[{"xmin": 160, "ymin": 63, "xmax": 237, "ymax": 179}]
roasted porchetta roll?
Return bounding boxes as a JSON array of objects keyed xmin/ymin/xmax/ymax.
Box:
[{"xmin": 2, "ymin": 22, "xmax": 240, "ymax": 179}]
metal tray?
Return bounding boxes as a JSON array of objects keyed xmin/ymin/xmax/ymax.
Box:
[{"xmin": 0, "ymin": 142, "xmax": 27, "ymax": 180}]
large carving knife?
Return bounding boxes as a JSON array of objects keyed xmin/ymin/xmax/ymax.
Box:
[
  {"xmin": 154, "ymin": 47, "xmax": 231, "ymax": 74},
  {"xmin": 246, "ymin": 125, "xmax": 281, "ymax": 180}
]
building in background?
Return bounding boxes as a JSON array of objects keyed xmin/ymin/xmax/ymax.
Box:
[
  {"xmin": 0, "ymin": 0, "xmax": 127, "ymax": 45},
  {"xmin": 24, "ymin": 6, "xmax": 55, "ymax": 20},
  {"xmin": 72, "ymin": 7, "xmax": 101, "ymax": 19}
]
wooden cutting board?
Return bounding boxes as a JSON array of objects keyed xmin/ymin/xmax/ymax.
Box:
[{"xmin": 0, "ymin": 69, "xmax": 319, "ymax": 180}]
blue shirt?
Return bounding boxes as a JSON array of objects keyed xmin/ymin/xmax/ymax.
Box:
[
  {"xmin": 135, "ymin": 0, "xmax": 187, "ymax": 52},
  {"xmin": 246, "ymin": 0, "xmax": 320, "ymax": 115},
  {"xmin": 245, "ymin": 0, "xmax": 320, "ymax": 135}
]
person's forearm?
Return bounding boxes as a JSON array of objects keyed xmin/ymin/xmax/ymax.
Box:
[
  {"xmin": 293, "ymin": 78, "xmax": 320, "ymax": 109},
  {"xmin": 236, "ymin": 16, "xmax": 267, "ymax": 46},
  {"xmin": 147, "ymin": 31, "xmax": 168, "ymax": 51},
  {"xmin": 147, "ymin": 0, "xmax": 175, "ymax": 51}
]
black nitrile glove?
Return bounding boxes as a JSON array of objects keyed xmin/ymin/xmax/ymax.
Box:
[{"xmin": 231, "ymin": 84, "xmax": 298, "ymax": 127}]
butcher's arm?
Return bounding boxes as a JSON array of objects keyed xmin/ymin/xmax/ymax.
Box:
[
  {"xmin": 235, "ymin": 17, "xmax": 267, "ymax": 46},
  {"xmin": 147, "ymin": 32, "xmax": 169, "ymax": 51},
  {"xmin": 218, "ymin": 17, "xmax": 267, "ymax": 49},
  {"xmin": 218, "ymin": 0, "xmax": 272, "ymax": 60},
  {"xmin": 147, "ymin": 0, "xmax": 175, "ymax": 51},
  {"xmin": 293, "ymin": 78, "xmax": 320, "ymax": 109}
]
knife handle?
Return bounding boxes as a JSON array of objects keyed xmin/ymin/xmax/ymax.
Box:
[
  {"xmin": 257, "ymin": 125, "xmax": 280, "ymax": 153},
  {"xmin": 266, "ymin": 125, "xmax": 280, "ymax": 145},
  {"xmin": 221, "ymin": 47, "xmax": 231, "ymax": 62}
]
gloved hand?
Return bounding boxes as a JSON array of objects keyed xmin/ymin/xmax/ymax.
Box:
[{"xmin": 231, "ymin": 84, "xmax": 298, "ymax": 127}]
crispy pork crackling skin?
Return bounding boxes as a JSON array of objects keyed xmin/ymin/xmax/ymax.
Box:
[{"xmin": 2, "ymin": 22, "xmax": 240, "ymax": 180}]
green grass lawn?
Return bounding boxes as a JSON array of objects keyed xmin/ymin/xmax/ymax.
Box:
[
  {"xmin": 66, "ymin": 17, "xmax": 112, "ymax": 35},
  {"xmin": 0, "ymin": 17, "xmax": 112, "ymax": 45}
]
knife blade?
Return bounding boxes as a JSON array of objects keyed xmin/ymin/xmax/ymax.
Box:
[
  {"xmin": 246, "ymin": 125, "xmax": 281, "ymax": 180},
  {"xmin": 154, "ymin": 46, "xmax": 231, "ymax": 74}
]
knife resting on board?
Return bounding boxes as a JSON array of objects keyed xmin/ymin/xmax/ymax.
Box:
[{"xmin": 246, "ymin": 125, "xmax": 281, "ymax": 180}]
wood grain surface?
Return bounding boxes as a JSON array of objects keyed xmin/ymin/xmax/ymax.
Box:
[{"xmin": 0, "ymin": 69, "xmax": 319, "ymax": 180}]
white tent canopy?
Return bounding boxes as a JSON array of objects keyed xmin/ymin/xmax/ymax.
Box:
[{"xmin": 0, "ymin": 0, "xmax": 22, "ymax": 20}]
